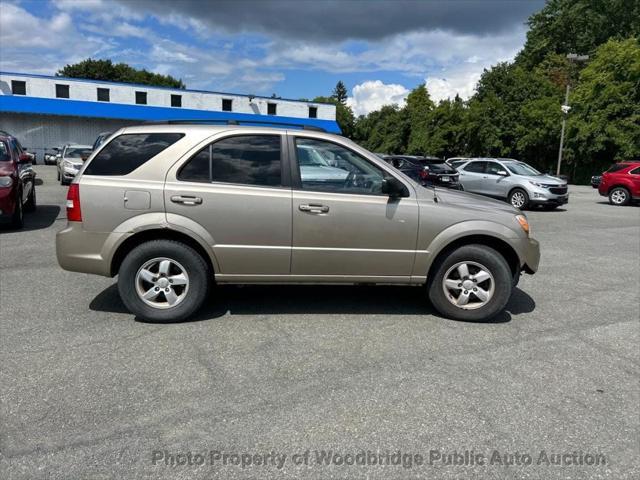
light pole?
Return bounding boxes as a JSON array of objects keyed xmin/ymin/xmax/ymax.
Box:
[{"xmin": 556, "ymin": 53, "xmax": 589, "ymax": 176}]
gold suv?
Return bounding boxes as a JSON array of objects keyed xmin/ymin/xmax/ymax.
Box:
[{"xmin": 56, "ymin": 124, "xmax": 539, "ymax": 322}]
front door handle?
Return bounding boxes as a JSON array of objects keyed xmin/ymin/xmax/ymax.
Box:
[
  {"xmin": 171, "ymin": 195, "xmax": 203, "ymax": 206},
  {"xmin": 299, "ymin": 204, "xmax": 329, "ymax": 214}
]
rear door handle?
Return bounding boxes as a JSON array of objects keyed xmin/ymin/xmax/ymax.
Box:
[
  {"xmin": 171, "ymin": 195, "xmax": 203, "ymax": 206},
  {"xmin": 299, "ymin": 204, "xmax": 329, "ymax": 214}
]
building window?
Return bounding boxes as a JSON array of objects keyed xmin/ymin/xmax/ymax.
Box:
[
  {"xmin": 171, "ymin": 94, "xmax": 182, "ymax": 107},
  {"xmin": 11, "ymin": 80, "xmax": 26, "ymax": 95},
  {"xmin": 97, "ymin": 88, "xmax": 110, "ymax": 102},
  {"xmin": 135, "ymin": 91, "xmax": 147, "ymax": 105},
  {"xmin": 308, "ymin": 106, "xmax": 317, "ymax": 118},
  {"xmin": 56, "ymin": 84, "xmax": 70, "ymax": 99},
  {"xmin": 222, "ymin": 98, "xmax": 232, "ymax": 111},
  {"xmin": 267, "ymin": 102, "xmax": 277, "ymax": 115}
]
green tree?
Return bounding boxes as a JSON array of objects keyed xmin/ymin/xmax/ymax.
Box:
[
  {"xmin": 566, "ymin": 38, "xmax": 640, "ymax": 181},
  {"xmin": 332, "ymin": 81, "xmax": 348, "ymax": 104},
  {"xmin": 57, "ymin": 58, "xmax": 186, "ymax": 89},
  {"xmin": 404, "ymin": 84, "xmax": 435, "ymax": 155},
  {"xmin": 423, "ymin": 95, "xmax": 468, "ymax": 158},
  {"xmin": 353, "ymin": 105, "xmax": 408, "ymax": 154},
  {"xmin": 517, "ymin": 0, "xmax": 640, "ymax": 68}
]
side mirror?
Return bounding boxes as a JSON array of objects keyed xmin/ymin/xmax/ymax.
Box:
[
  {"xmin": 497, "ymin": 170, "xmax": 508, "ymax": 176},
  {"xmin": 18, "ymin": 153, "xmax": 32, "ymax": 164},
  {"xmin": 381, "ymin": 177, "xmax": 408, "ymax": 197}
]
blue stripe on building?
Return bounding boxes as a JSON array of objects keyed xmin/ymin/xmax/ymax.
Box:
[{"xmin": 0, "ymin": 95, "xmax": 341, "ymax": 134}]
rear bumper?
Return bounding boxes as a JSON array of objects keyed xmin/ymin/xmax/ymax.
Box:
[{"xmin": 56, "ymin": 221, "xmax": 117, "ymax": 277}]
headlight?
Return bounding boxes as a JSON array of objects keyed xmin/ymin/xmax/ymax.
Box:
[
  {"xmin": 515, "ymin": 214, "xmax": 530, "ymax": 236},
  {"xmin": 529, "ymin": 180, "xmax": 543, "ymax": 187},
  {"xmin": 0, "ymin": 176, "xmax": 13, "ymax": 187}
]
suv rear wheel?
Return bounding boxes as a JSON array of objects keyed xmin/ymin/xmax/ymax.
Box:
[
  {"xmin": 427, "ymin": 244, "xmax": 512, "ymax": 321},
  {"xmin": 118, "ymin": 240, "xmax": 210, "ymax": 322},
  {"xmin": 609, "ymin": 187, "xmax": 630, "ymax": 206}
]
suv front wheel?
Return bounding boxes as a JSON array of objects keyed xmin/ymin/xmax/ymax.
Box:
[
  {"xmin": 118, "ymin": 240, "xmax": 210, "ymax": 322},
  {"xmin": 427, "ymin": 244, "xmax": 513, "ymax": 321}
]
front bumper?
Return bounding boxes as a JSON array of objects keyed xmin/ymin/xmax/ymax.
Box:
[
  {"xmin": 522, "ymin": 237, "xmax": 540, "ymax": 274},
  {"xmin": 528, "ymin": 192, "xmax": 569, "ymax": 206}
]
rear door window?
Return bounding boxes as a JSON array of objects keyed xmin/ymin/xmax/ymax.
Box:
[
  {"xmin": 178, "ymin": 135, "xmax": 282, "ymax": 187},
  {"xmin": 84, "ymin": 133, "xmax": 184, "ymax": 176}
]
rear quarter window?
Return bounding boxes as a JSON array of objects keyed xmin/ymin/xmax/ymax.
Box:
[
  {"xmin": 84, "ymin": 133, "xmax": 184, "ymax": 176},
  {"xmin": 606, "ymin": 163, "xmax": 629, "ymax": 173}
]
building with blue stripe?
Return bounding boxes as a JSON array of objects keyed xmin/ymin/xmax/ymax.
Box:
[{"xmin": 0, "ymin": 72, "xmax": 339, "ymax": 159}]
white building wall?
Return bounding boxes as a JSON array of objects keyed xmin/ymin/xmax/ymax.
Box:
[{"xmin": 0, "ymin": 73, "xmax": 336, "ymax": 120}]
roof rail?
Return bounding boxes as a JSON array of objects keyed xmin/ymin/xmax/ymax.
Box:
[{"xmin": 143, "ymin": 118, "xmax": 327, "ymax": 132}]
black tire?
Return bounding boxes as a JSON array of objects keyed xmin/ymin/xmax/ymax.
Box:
[
  {"xmin": 57, "ymin": 169, "xmax": 60, "ymax": 181},
  {"xmin": 508, "ymin": 188, "xmax": 529, "ymax": 210},
  {"xmin": 608, "ymin": 187, "xmax": 631, "ymax": 206},
  {"xmin": 10, "ymin": 191, "xmax": 24, "ymax": 229},
  {"xmin": 117, "ymin": 240, "xmax": 210, "ymax": 322},
  {"xmin": 427, "ymin": 244, "xmax": 513, "ymax": 322},
  {"xmin": 24, "ymin": 185, "xmax": 36, "ymax": 212}
]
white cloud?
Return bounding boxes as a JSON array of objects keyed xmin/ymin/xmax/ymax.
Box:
[{"xmin": 346, "ymin": 80, "xmax": 410, "ymax": 116}]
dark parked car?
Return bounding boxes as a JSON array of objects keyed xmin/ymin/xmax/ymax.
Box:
[
  {"xmin": 0, "ymin": 133, "xmax": 37, "ymax": 228},
  {"xmin": 384, "ymin": 155, "xmax": 463, "ymax": 190}
]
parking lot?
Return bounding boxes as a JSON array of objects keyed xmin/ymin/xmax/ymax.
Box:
[{"xmin": 1, "ymin": 165, "xmax": 638, "ymax": 479}]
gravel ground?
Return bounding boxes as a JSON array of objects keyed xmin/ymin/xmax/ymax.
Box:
[{"xmin": 1, "ymin": 165, "xmax": 638, "ymax": 479}]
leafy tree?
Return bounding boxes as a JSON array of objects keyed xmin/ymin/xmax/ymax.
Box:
[
  {"xmin": 566, "ymin": 38, "xmax": 640, "ymax": 181},
  {"xmin": 405, "ymin": 84, "xmax": 435, "ymax": 155},
  {"xmin": 353, "ymin": 105, "xmax": 408, "ymax": 154},
  {"xmin": 423, "ymin": 95, "xmax": 468, "ymax": 158},
  {"xmin": 517, "ymin": 0, "xmax": 640, "ymax": 68},
  {"xmin": 332, "ymin": 81, "xmax": 348, "ymax": 104},
  {"xmin": 57, "ymin": 58, "xmax": 186, "ymax": 89}
]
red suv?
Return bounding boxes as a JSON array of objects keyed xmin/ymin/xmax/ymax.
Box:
[
  {"xmin": 598, "ymin": 161, "xmax": 640, "ymax": 206},
  {"xmin": 0, "ymin": 133, "xmax": 37, "ymax": 228}
]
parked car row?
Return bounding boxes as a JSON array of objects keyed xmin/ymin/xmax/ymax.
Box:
[{"xmin": 382, "ymin": 155, "xmax": 463, "ymax": 190}]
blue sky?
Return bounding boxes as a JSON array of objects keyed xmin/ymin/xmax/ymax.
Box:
[{"xmin": 0, "ymin": 0, "xmax": 544, "ymax": 115}]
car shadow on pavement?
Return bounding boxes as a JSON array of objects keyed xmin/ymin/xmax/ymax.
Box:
[
  {"xmin": 90, "ymin": 283, "xmax": 536, "ymax": 325},
  {"xmin": 0, "ymin": 205, "xmax": 61, "ymax": 233}
]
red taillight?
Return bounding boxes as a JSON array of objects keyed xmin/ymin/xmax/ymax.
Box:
[
  {"xmin": 419, "ymin": 168, "xmax": 429, "ymax": 179},
  {"xmin": 66, "ymin": 183, "xmax": 82, "ymax": 222}
]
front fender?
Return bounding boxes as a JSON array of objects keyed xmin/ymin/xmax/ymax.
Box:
[{"xmin": 413, "ymin": 220, "xmax": 525, "ymax": 277}]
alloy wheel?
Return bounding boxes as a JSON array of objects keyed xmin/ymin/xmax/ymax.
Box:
[
  {"xmin": 611, "ymin": 189, "xmax": 626, "ymax": 205},
  {"xmin": 511, "ymin": 191, "xmax": 526, "ymax": 208},
  {"xmin": 135, "ymin": 257, "xmax": 190, "ymax": 309},
  {"xmin": 442, "ymin": 261, "xmax": 495, "ymax": 310}
]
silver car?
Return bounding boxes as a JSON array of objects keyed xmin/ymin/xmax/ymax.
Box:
[
  {"xmin": 57, "ymin": 144, "xmax": 93, "ymax": 185},
  {"xmin": 56, "ymin": 124, "xmax": 539, "ymax": 323},
  {"xmin": 455, "ymin": 158, "xmax": 569, "ymax": 210}
]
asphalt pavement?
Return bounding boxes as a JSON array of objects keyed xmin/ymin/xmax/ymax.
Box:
[{"xmin": 1, "ymin": 165, "xmax": 638, "ymax": 479}]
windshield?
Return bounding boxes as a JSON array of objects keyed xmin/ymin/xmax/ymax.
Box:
[
  {"xmin": 504, "ymin": 162, "xmax": 541, "ymax": 176},
  {"xmin": 0, "ymin": 142, "xmax": 10, "ymax": 162},
  {"xmin": 65, "ymin": 147, "xmax": 92, "ymax": 159}
]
